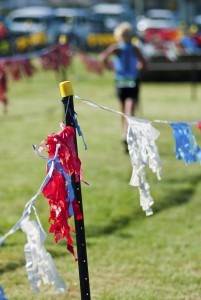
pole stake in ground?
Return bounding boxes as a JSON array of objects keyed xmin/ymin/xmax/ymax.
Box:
[{"xmin": 59, "ymin": 81, "xmax": 91, "ymax": 300}]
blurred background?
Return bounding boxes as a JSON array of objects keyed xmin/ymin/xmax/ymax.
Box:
[
  {"xmin": 1, "ymin": 2, "xmax": 201, "ymax": 299},
  {"xmin": 0, "ymin": 0, "xmax": 201, "ymax": 82}
]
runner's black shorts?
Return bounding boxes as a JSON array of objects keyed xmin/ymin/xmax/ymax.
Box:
[{"xmin": 115, "ymin": 79, "xmax": 140, "ymax": 103}]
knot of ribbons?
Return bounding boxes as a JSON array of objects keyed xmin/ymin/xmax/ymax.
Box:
[{"xmin": 41, "ymin": 125, "xmax": 83, "ymax": 259}]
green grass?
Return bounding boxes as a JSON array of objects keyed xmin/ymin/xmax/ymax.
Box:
[{"xmin": 0, "ymin": 57, "xmax": 201, "ymax": 299}]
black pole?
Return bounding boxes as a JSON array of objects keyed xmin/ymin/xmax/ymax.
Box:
[{"xmin": 59, "ymin": 81, "xmax": 91, "ymax": 300}]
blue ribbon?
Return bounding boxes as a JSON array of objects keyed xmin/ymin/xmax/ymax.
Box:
[
  {"xmin": 66, "ymin": 175, "xmax": 75, "ymax": 217},
  {"xmin": 0, "ymin": 286, "xmax": 9, "ymax": 300},
  {"xmin": 69, "ymin": 109, "xmax": 88, "ymax": 150},
  {"xmin": 170, "ymin": 122, "xmax": 201, "ymax": 164},
  {"xmin": 53, "ymin": 159, "xmax": 75, "ymax": 217}
]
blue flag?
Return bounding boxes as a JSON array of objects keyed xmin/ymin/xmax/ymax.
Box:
[
  {"xmin": 170, "ymin": 122, "xmax": 201, "ymax": 164},
  {"xmin": 0, "ymin": 286, "xmax": 9, "ymax": 300}
]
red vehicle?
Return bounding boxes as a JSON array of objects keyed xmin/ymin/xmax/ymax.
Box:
[
  {"xmin": 137, "ymin": 9, "xmax": 179, "ymax": 43},
  {"xmin": 193, "ymin": 15, "xmax": 201, "ymax": 48}
]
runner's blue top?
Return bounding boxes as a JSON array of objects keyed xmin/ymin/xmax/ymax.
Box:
[{"xmin": 113, "ymin": 42, "xmax": 139, "ymax": 80}]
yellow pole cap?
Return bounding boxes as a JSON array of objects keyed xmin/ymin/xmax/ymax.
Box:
[{"xmin": 59, "ymin": 81, "xmax": 74, "ymax": 97}]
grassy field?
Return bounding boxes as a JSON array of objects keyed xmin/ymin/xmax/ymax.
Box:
[{"xmin": 0, "ymin": 57, "xmax": 201, "ymax": 300}]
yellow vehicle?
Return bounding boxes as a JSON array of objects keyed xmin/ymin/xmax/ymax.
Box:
[
  {"xmin": 7, "ymin": 6, "xmax": 58, "ymax": 52},
  {"xmin": 86, "ymin": 4, "xmax": 135, "ymax": 51}
]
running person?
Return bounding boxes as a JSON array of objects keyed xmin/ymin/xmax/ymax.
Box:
[{"xmin": 99, "ymin": 22, "xmax": 147, "ymax": 152}]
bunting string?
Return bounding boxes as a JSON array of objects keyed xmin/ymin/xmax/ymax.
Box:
[
  {"xmin": 0, "ymin": 144, "xmax": 65, "ymax": 292},
  {"xmin": 0, "ymin": 43, "xmax": 73, "ymax": 115},
  {"xmin": 0, "ymin": 119, "xmax": 87, "ymax": 292},
  {"xmin": 0, "ymin": 158, "xmax": 55, "ymax": 246},
  {"xmin": 1, "ymin": 90, "xmax": 201, "ymax": 294},
  {"xmin": 74, "ymin": 95, "xmax": 201, "ymax": 125},
  {"xmin": 74, "ymin": 94, "xmax": 201, "ymax": 215}
]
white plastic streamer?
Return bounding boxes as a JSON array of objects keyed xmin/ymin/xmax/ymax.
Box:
[
  {"xmin": 75, "ymin": 95, "xmax": 163, "ymax": 215},
  {"xmin": 0, "ymin": 144, "xmax": 61, "ymax": 246},
  {"xmin": 0, "ymin": 160, "xmax": 54, "ymax": 246},
  {"xmin": 21, "ymin": 213, "xmax": 66, "ymax": 293},
  {"xmin": 0, "ymin": 144, "xmax": 67, "ymax": 293},
  {"xmin": 126, "ymin": 117, "xmax": 162, "ymax": 216}
]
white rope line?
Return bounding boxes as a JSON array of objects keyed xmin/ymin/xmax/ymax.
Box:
[
  {"xmin": 74, "ymin": 95, "xmax": 150, "ymax": 123},
  {"xmin": 74, "ymin": 95, "xmax": 201, "ymax": 126}
]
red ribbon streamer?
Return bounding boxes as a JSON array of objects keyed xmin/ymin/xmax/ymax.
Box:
[
  {"xmin": 197, "ymin": 122, "xmax": 201, "ymax": 131},
  {"xmin": 0, "ymin": 43, "xmax": 72, "ymax": 114},
  {"xmin": 78, "ymin": 51, "xmax": 103, "ymax": 75},
  {"xmin": 41, "ymin": 125, "xmax": 83, "ymax": 259},
  {"xmin": 39, "ymin": 44, "xmax": 72, "ymax": 72}
]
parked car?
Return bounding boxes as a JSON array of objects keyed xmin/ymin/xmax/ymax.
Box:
[
  {"xmin": 137, "ymin": 9, "xmax": 178, "ymax": 32},
  {"xmin": 191, "ymin": 15, "xmax": 201, "ymax": 48},
  {"xmin": 137, "ymin": 9, "xmax": 179, "ymax": 43},
  {"xmin": 193, "ymin": 15, "xmax": 201, "ymax": 35},
  {"xmin": 6, "ymin": 6, "xmax": 58, "ymax": 51},
  {"xmin": 53, "ymin": 7, "xmax": 91, "ymax": 49},
  {"xmin": 86, "ymin": 4, "xmax": 135, "ymax": 50},
  {"xmin": 90, "ymin": 3, "xmax": 135, "ymax": 33}
]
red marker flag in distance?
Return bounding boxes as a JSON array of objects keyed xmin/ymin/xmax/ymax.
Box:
[{"xmin": 197, "ymin": 122, "xmax": 201, "ymax": 132}]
